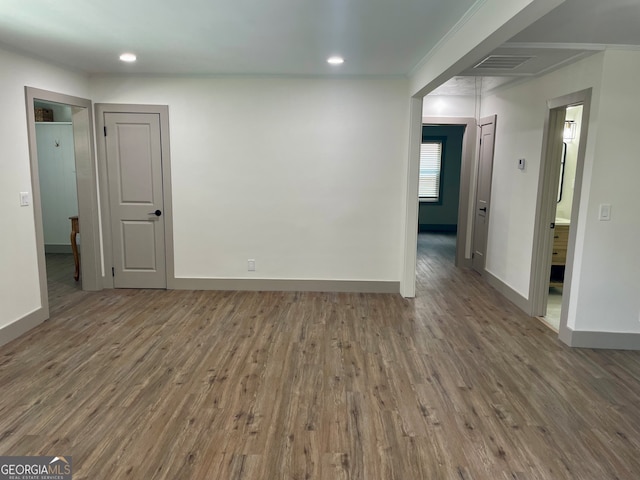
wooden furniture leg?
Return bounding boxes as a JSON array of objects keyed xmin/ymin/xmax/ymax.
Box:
[{"xmin": 69, "ymin": 215, "xmax": 80, "ymax": 281}]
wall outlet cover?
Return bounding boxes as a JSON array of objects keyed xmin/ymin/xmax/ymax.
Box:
[
  {"xmin": 598, "ymin": 204, "xmax": 611, "ymax": 221},
  {"xmin": 19, "ymin": 192, "xmax": 31, "ymax": 206}
]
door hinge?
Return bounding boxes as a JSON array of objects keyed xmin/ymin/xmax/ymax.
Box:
[
  {"xmin": 104, "ymin": 126, "xmax": 107, "ymax": 137},
  {"xmin": 112, "ymin": 267, "xmax": 115, "ymax": 277}
]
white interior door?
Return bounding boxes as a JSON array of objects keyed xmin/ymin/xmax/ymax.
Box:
[
  {"xmin": 105, "ymin": 112, "xmax": 166, "ymax": 288},
  {"xmin": 472, "ymin": 116, "xmax": 496, "ymax": 273}
]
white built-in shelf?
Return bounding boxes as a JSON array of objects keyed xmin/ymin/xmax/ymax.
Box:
[{"xmin": 35, "ymin": 121, "xmax": 73, "ymax": 125}]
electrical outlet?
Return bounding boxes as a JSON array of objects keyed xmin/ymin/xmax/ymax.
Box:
[{"xmin": 248, "ymin": 259, "xmax": 256, "ymax": 271}]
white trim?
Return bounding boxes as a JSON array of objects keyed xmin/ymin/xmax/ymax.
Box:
[
  {"xmin": 0, "ymin": 308, "xmax": 47, "ymax": 347},
  {"xmin": 409, "ymin": 0, "xmax": 490, "ymax": 77},
  {"xmin": 483, "ymin": 269, "xmax": 530, "ymax": 314},
  {"xmin": 25, "ymin": 86, "xmax": 102, "ymax": 321},
  {"xmin": 172, "ymin": 278, "xmax": 399, "ymax": 294},
  {"xmin": 560, "ymin": 328, "xmax": 640, "ymax": 351},
  {"xmin": 531, "ymin": 52, "xmax": 597, "ymax": 77},
  {"xmin": 400, "ymin": 98, "xmax": 424, "ymax": 298},
  {"xmin": 503, "ymin": 42, "xmax": 640, "ymax": 52},
  {"xmin": 502, "ymin": 42, "xmax": 607, "ymax": 51}
]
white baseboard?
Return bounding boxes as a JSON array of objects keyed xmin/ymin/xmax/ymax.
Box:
[
  {"xmin": 0, "ymin": 308, "xmax": 47, "ymax": 347},
  {"xmin": 170, "ymin": 277, "xmax": 399, "ymax": 294},
  {"xmin": 482, "ymin": 269, "xmax": 531, "ymax": 313},
  {"xmin": 559, "ymin": 327, "xmax": 640, "ymax": 350}
]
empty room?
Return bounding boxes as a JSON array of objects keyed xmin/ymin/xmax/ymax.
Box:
[{"xmin": 1, "ymin": 0, "xmax": 640, "ymax": 478}]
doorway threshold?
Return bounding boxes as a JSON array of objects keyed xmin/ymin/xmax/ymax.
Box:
[{"xmin": 536, "ymin": 315, "xmax": 559, "ymax": 333}]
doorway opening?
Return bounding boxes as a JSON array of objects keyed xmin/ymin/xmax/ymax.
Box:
[
  {"xmin": 33, "ymin": 100, "xmax": 83, "ymax": 312},
  {"xmin": 529, "ymin": 89, "xmax": 591, "ymax": 337},
  {"xmin": 417, "ymin": 124, "xmax": 466, "ymax": 287},
  {"xmin": 414, "ymin": 117, "xmax": 477, "ymax": 289},
  {"xmin": 25, "ymin": 87, "xmax": 101, "ymax": 322},
  {"xmin": 542, "ymin": 104, "xmax": 583, "ymax": 331}
]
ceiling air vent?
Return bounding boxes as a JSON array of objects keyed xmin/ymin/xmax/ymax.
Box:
[{"xmin": 473, "ymin": 55, "xmax": 535, "ymax": 70}]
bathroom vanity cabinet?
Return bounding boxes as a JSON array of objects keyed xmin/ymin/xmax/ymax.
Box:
[{"xmin": 550, "ymin": 224, "xmax": 569, "ymax": 287}]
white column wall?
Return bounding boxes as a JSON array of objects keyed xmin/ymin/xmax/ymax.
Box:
[
  {"xmin": 423, "ymin": 95, "xmax": 475, "ymax": 118},
  {"xmin": 571, "ymin": 50, "xmax": 640, "ymax": 332}
]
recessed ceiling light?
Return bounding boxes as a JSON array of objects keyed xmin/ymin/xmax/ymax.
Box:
[
  {"xmin": 327, "ymin": 56, "xmax": 345, "ymax": 65},
  {"xmin": 119, "ymin": 53, "xmax": 137, "ymax": 63}
]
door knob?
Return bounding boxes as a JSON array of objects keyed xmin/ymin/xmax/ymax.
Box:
[{"xmin": 148, "ymin": 209, "xmax": 162, "ymax": 216}]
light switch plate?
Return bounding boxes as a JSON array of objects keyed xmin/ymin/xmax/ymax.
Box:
[
  {"xmin": 19, "ymin": 192, "xmax": 30, "ymax": 206},
  {"xmin": 599, "ymin": 204, "xmax": 611, "ymax": 221},
  {"xmin": 518, "ymin": 158, "xmax": 525, "ymax": 170}
]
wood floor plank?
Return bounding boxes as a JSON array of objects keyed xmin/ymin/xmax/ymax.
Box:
[{"xmin": 1, "ymin": 244, "xmax": 639, "ymax": 479}]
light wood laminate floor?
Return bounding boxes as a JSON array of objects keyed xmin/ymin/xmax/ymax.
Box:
[
  {"xmin": 1, "ymin": 236, "xmax": 639, "ymax": 479},
  {"xmin": 45, "ymin": 253, "xmax": 83, "ymax": 315}
]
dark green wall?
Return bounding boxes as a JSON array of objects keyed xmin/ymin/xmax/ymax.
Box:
[{"xmin": 419, "ymin": 125, "xmax": 465, "ymax": 232}]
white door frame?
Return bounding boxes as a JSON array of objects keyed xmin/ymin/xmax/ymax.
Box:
[
  {"xmin": 401, "ymin": 97, "xmax": 423, "ymax": 298},
  {"xmin": 25, "ymin": 87, "xmax": 102, "ymax": 319},
  {"xmin": 95, "ymin": 104, "xmax": 175, "ymax": 289},
  {"xmin": 529, "ymin": 88, "xmax": 592, "ymax": 340}
]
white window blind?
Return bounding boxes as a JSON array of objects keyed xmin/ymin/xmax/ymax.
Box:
[{"xmin": 419, "ymin": 141, "xmax": 442, "ymax": 200}]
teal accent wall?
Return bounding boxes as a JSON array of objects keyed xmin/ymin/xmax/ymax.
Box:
[{"xmin": 419, "ymin": 125, "xmax": 465, "ymax": 232}]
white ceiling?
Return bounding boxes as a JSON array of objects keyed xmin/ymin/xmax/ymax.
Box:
[
  {"xmin": 431, "ymin": 0, "xmax": 640, "ymax": 96},
  {"xmin": 0, "ymin": 0, "xmax": 477, "ymax": 76},
  {"xmin": 511, "ymin": 0, "xmax": 640, "ymax": 45},
  {"xmin": 2, "ymin": 0, "xmax": 639, "ymax": 89}
]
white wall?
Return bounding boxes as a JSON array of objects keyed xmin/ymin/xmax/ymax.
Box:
[
  {"xmin": 90, "ymin": 76, "xmax": 409, "ymax": 281},
  {"xmin": 0, "ymin": 46, "xmax": 89, "ymax": 330},
  {"xmin": 36, "ymin": 123, "xmax": 79, "ymax": 246},
  {"xmin": 481, "ymin": 49, "xmax": 640, "ymax": 334},
  {"xmin": 422, "ymin": 95, "xmax": 475, "ymax": 118},
  {"xmin": 571, "ymin": 50, "xmax": 640, "ymax": 332},
  {"xmin": 480, "ymin": 53, "xmax": 604, "ymax": 299}
]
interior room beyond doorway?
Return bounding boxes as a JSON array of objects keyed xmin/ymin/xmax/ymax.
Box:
[{"xmin": 541, "ymin": 104, "xmax": 583, "ymax": 331}]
